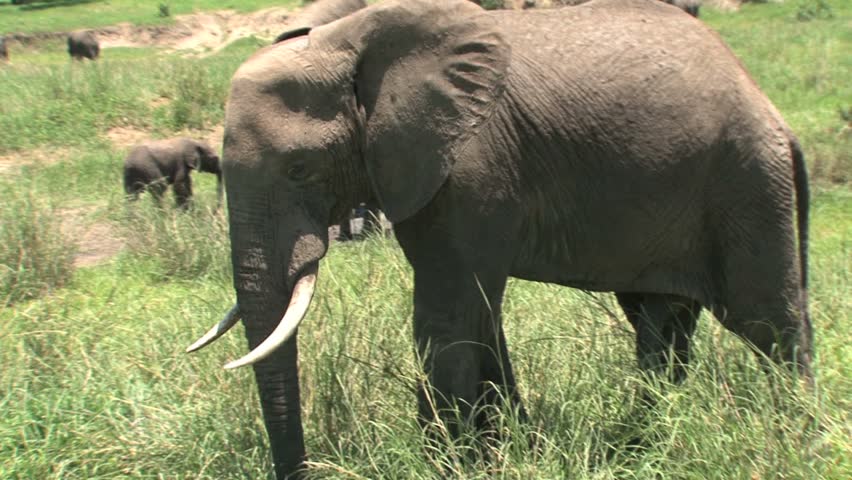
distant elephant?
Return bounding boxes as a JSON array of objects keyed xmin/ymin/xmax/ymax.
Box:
[
  {"xmin": 67, "ymin": 30, "xmax": 99, "ymax": 60},
  {"xmin": 662, "ymin": 0, "xmax": 700, "ymax": 17},
  {"xmin": 0, "ymin": 37, "xmax": 8, "ymax": 62},
  {"xmin": 124, "ymin": 138, "xmax": 222, "ymax": 210},
  {"xmin": 274, "ymin": 0, "xmax": 367, "ymax": 43},
  {"xmin": 187, "ymin": 1, "xmax": 812, "ymax": 478}
]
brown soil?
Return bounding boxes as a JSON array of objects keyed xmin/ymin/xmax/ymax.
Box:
[
  {"xmin": 0, "ymin": 147, "xmax": 75, "ymax": 174},
  {"xmin": 97, "ymin": 7, "xmax": 295, "ymax": 53},
  {"xmin": 60, "ymin": 207, "xmax": 125, "ymax": 268},
  {"xmin": 106, "ymin": 124, "xmax": 224, "ymax": 151},
  {"xmin": 105, "ymin": 126, "xmax": 151, "ymax": 150}
]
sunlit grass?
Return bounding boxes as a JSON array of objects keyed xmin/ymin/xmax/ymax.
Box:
[{"xmin": 0, "ymin": 1, "xmax": 849, "ymax": 478}]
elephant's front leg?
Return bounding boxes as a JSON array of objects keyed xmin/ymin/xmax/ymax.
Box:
[{"xmin": 405, "ymin": 246, "xmax": 520, "ymax": 438}]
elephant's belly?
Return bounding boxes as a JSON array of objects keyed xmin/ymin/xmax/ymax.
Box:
[{"xmin": 509, "ymin": 222, "xmax": 714, "ymax": 306}]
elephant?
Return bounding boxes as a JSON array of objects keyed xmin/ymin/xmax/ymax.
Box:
[
  {"xmin": 662, "ymin": 0, "xmax": 700, "ymax": 17},
  {"xmin": 123, "ymin": 137, "xmax": 222, "ymax": 210},
  {"xmin": 273, "ymin": 0, "xmax": 390, "ymax": 240},
  {"xmin": 67, "ymin": 30, "xmax": 99, "ymax": 60},
  {"xmin": 186, "ymin": 0, "xmax": 812, "ymax": 477},
  {"xmin": 274, "ymin": 0, "xmax": 367, "ymax": 44}
]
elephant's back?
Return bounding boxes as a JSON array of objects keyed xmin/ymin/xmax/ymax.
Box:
[
  {"xmin": 124, "ymin": 144, "xmax": 168, "ymax": 180},
  {"xmin": 490, "ymin": 0, "xmax": 786, "ymax": 165}
]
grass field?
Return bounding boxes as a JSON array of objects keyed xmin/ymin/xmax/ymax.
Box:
[
  {"xmin": 1, "ymin": 1, "xmax": 850, "ymax": 478},
  {"xmin": 0, "ymin": 1, "xmax": 301, "ymax": 34}
]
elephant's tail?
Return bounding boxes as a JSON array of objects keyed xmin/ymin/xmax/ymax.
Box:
[{"xmin": 791, "ymin": 137, "xmax": 811, "ymax": 340}]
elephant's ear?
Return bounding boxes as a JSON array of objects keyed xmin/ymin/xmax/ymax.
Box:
[
  {"xmin": 318, "ymin": 0, "xmax": 509, "ymax": 222},
  {"xmin": 185, "ymin": 143, "xmax": 202, "ymax": 170}
]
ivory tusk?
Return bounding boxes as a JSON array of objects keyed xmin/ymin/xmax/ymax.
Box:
[
  {"xmin": 186, "ymin": 304, "xmax": 240, "ymax": 353},
  {"xmin": 224, "ymin": 264, "xmax": 318, "ymax": 370}
]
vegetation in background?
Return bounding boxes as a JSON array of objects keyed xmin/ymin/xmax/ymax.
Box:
[
  {"xmin": 0, "ymin": 0, "xmax": 300, "ymax": 34},
  {"xmin": 0, "ymin": 1, "xmax": 849, "ymax": 478},
  {"xmin": 0, "ymin": 180, "xmax": 75, "ymax": 305},
  {"xmin": 121, "ymin": 202, "xmax": 231, "ymax": 282},
  {"xmin": 702, "ymin": 0, "xmax": 851, "ymax": 183}
]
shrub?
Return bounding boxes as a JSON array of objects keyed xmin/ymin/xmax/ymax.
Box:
[
  {"xmin": 161, "ymin": 61, "xmax": 228, "ymax": 131},
  {"xmin": 0, "ymin": 182, "xmax": 75, "ymax": 305},
  {"xmin": 796, "ymin": 0, "xmax": 834, "ymax": 21},
  {"xmin": 121, "ymin": 202, "xmax": 231, "ymax": 281},
  {"xmin": 479, "ymin": 0, "xmax": 506, "ymax": 9},
  {"xmin": 158, "ymin": 3, "xmax": 171, "ymax": 18}
]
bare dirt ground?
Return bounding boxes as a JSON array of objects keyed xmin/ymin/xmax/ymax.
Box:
[
  {"xmin": 60, "ymin": 206, "xmax": 125, "ymax": 268},
  {"xmin": 0, "ymin": 147, "xmax": 75, "ymax": 175},
  {"xmin": 97, "ymin": 7, "xmax": 296, "ymax": 54}
]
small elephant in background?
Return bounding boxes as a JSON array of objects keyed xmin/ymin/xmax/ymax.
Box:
[
  {"xmin": 68, "ymin": 30, "xmax": 99, "ymax": 60},
  {"xmin": 662, "ymin": 0, "xmax": 700, "ymax": 17},
  {"xmin": 124, "ymin": 138, "xmax": 222, "ymax": 210}
]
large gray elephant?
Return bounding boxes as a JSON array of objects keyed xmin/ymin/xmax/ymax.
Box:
[
  {"xmin": 124, "ymin": 138, "xmax": 222, "ymax": 210},
  {"xmin": 187, "ymin": 0, "xmax": 812, "ymax": 477},
  {"xmin": 68, "ymin": 30, "xmax": 99, "ymax": 60}
]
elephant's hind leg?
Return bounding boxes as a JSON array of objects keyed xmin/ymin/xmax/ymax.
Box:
[
  {"xmin": 713, "ymin": 209, "xmax": 813, "ymax": 378},
  {"xmin": 616, "ymin": 292, "xmax": 701, "ymax": 384}
]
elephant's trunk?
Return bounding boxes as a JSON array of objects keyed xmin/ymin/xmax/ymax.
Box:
[
  {"xmin": 236, "ymin": 275, "xmax": 308, "ymax": 479},
  {"xmin": 226, "ymin": 196, "xmax": 327, "ymax": 479}
]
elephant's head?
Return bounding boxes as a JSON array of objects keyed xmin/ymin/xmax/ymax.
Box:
[
  {"xmin": 187, "ymin": 140, "xmax": 221, "ymax": 174},
  {"xmin": 188, "ymin": 0, "xmax": 508, "ymax": 476},
  {"xmin": 183, "ymin": 139, "xmax": 223, "ymax": 207}
]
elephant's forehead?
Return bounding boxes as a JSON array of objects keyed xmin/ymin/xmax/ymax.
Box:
[{"xmin": 233, "ymin": 38, "xmax": 310, "ymax": 84}]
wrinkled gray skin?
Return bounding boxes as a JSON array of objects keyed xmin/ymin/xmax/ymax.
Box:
[
  {"xmin": 124, "ymin": 138, "xmax": 222, "ymax": 210},
  {"xmin": 272, "ymin": 0, "xmax": 377, "ymax": 240},
  {"xmin": 216, "ymin": 0, "xmax": 811, "ymax": 477},
  {"xmin": 68, "ymin": 30, "xmax": 99, "ymax": 60}
]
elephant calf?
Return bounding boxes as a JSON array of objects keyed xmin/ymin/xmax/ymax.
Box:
[
  {"xmin": 123, "ymin": 138, "xmax": 222, "ymax": 209},
  {"xmin": 68, "ymin": 30, "xmax": 99, "ymax": 60}
]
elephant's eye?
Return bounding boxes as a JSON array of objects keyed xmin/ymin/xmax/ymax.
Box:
[{"xmin": 287, "ymin": 163, "xmax": 309, "ymax": 181}]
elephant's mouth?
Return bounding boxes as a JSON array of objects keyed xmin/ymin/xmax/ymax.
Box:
[{"xmin": 186, "ymin": 261, "xmax": 319, "ymax": 368}]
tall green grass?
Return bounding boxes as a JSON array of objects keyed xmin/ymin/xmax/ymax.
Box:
[
  {"xmin": 121, "ymin": 201, "xmax": 231, "ymax": 282},
  {"xmin": 704, "ymin": 0, "xmax": 851, "ymax": 183},
  {"xmin": 0, "ymin": 0, "xmax": 301, "ymax": 34},
  {"xmin": 0, "ymin": 180, "xmax": 75, "ymax": 306},
  {"xmin": 0, "ymin": 1, "xmax": 849, "ymax": 479},
  {"xmin": 1, "ymin": 189, "xmax": 849, "ymax": 478},
  {"xmin": 0, "ymin": 41, "xmax": 258, "ymax": 153}
]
